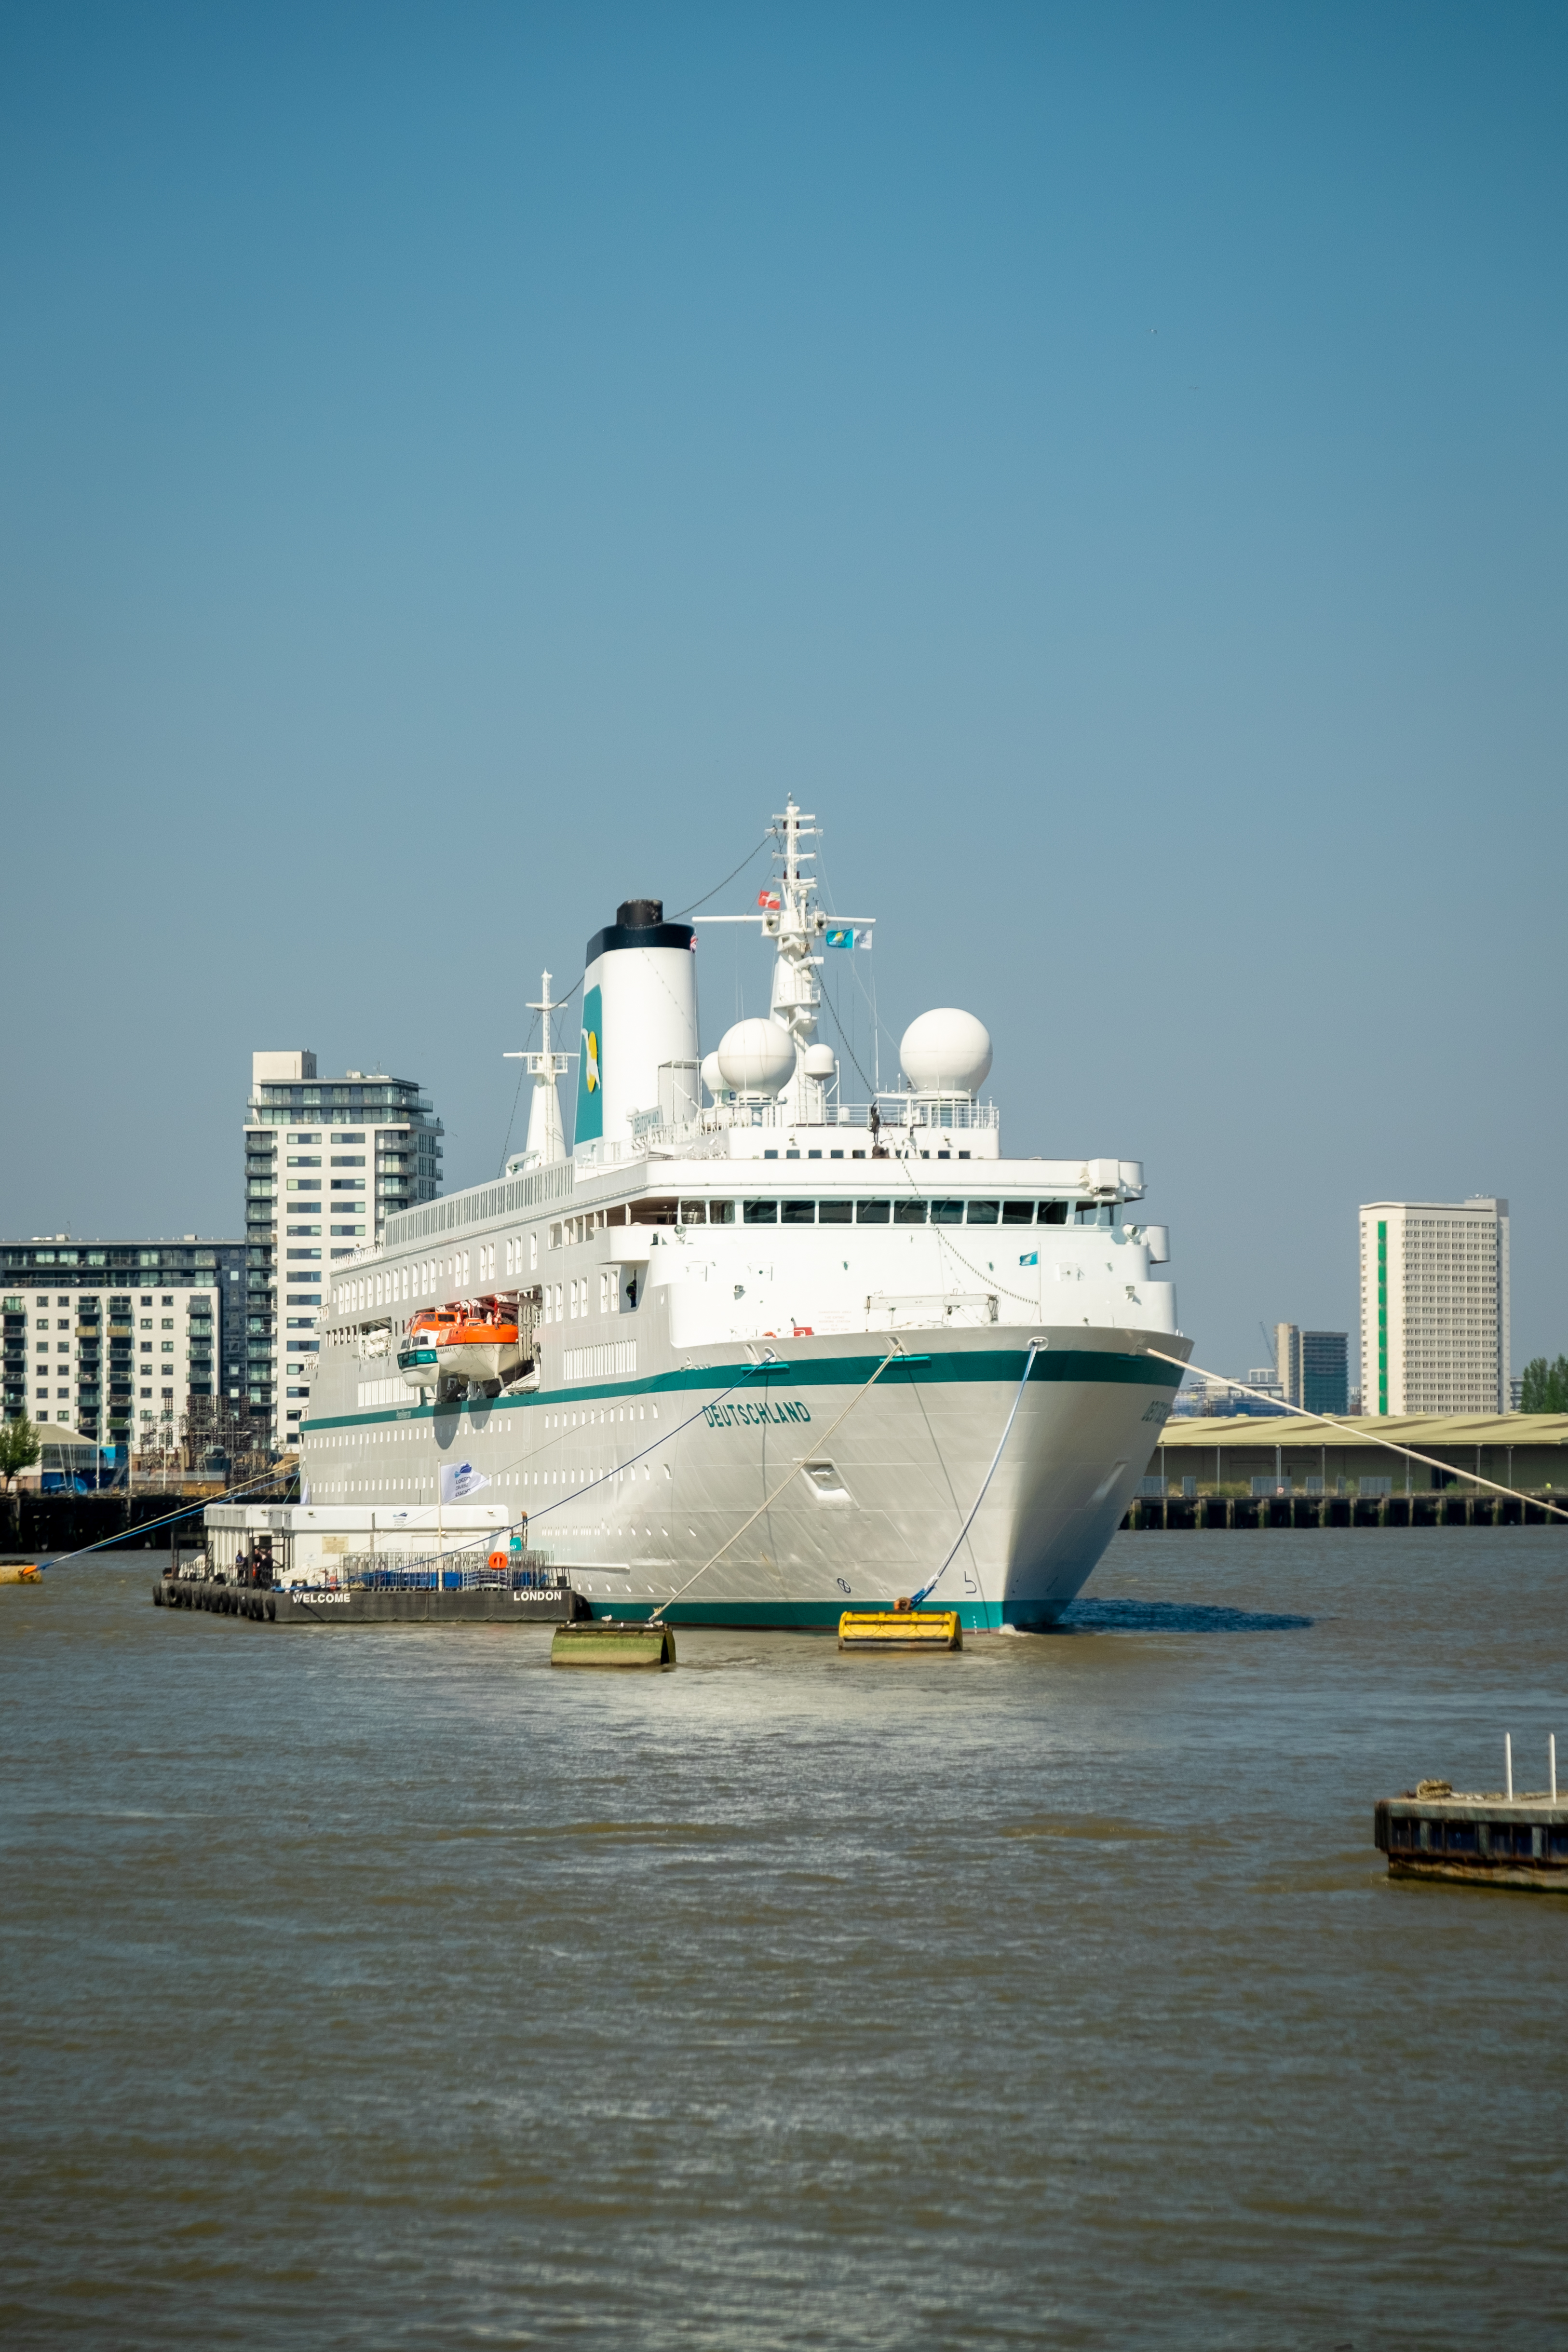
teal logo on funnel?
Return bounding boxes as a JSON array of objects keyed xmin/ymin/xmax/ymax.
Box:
[{"xmin": 575, "ymin": 984, "xmax": 603, "ymax": 1142}]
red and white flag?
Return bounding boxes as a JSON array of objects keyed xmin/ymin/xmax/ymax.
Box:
[{"xmin": 757, "ymin": 889, "xmax": 781, "ymax": 910}]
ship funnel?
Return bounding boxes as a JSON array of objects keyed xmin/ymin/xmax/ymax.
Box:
[{"xmin": 575, "ymin": 899, "xmax": 700, "ymax": 1153}]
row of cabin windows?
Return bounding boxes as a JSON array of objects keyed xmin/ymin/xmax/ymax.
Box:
[
  {"xmin": 333, "ymin": 1196, "xmax": 1114, "ymax": 1317},
  {"xmin": 548, "ymin": 1197, "xmax": 1103, "ymax": 1237}
]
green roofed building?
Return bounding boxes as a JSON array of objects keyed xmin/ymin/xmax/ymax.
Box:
[{"xmin": 1149, "ymin": 1412, "xmax": 1566, "ymax": 1498}]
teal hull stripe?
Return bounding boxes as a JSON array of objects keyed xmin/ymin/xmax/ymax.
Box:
[
  {"xmin": 303, "ymin": 1345, "xmax": 1180, "ymax": 1435},
  {"xmin": 571, "ymin": 1597, "xmax": 1031, "ymax": 1633}
]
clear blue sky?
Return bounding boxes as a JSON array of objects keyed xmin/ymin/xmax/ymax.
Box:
[{"xmin": 3, "ymin": 1, "xmax": 1564, "ymax": 1379}]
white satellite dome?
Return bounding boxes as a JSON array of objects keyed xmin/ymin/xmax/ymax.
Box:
[
  {"xmin": 900, "ymin": 1008, "xmax": 993, "ymax": 1096},
  {"xmin": 801, "ymin": 1042, "xmax": 837, "ymax": 1080},
  {"xmin": 701, "ymin": 1050, "xmax": 727, "ymax": 1099},
  {"xmin": 716, "ymin": 1017, "xmax": 797, "ymax": 1097}
]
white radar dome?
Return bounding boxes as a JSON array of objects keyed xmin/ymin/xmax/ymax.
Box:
[
  {"xmin": 716, "ymin": 1018, "xmax": 797, "ymax": 1097},
  {"xmin": 900, "ymin": 1008, "xmax": 993, "ymax": 1096},
  {"xmin": 701, "ymin": 1050, "xmax": 727, "ymax": 1098},
  {"xmin": 801, "ymin": 1043, "xmax": 837, "ymax": 1080}
]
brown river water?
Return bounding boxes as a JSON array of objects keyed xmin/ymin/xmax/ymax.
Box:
[{"xmin": 2, "ymin": 1530, "xmax": 1565, "ymax": 2349}]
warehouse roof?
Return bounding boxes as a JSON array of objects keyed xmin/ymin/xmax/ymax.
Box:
[{"xmin": 1158, "ymin": 1414, "xmax": 1568, "ymax": 1449}]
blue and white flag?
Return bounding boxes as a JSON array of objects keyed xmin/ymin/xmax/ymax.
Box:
[
  {"xmin": 440, "ymin": 1460, "xmax": 491, "ymax": 1504},
  {"xmin": 824, "ymin": 925, "xmax": 854, "ymax": 950},
  {"xmin": 1019, "ymin": 1250, "xmax": 1038, "ymax": 1267}
]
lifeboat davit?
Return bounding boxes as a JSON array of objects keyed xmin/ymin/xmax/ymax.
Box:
[{"xmin": 398, "ymin": 1303, "xmax": 526, "ymax": 1393}]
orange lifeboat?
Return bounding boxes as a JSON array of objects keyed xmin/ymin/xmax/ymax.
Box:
[{"xmin": 399, "ymin": 1299, "xmax": 525, "ymax": 1394}]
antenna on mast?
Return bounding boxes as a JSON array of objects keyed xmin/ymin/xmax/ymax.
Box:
[{"xmin": 504, "ymin": 971, "xmax": 577, "ymax": 1169}]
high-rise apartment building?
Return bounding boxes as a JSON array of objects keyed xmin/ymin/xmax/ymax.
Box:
[
  {"xmin": 1358, "ymin": 1198, "xmax": 1510, "ymax": 1416},
  {"xmin": 1273, "ymin": 1324, "xmax": 1349, "ymax": 1416},
  {"xmin": 244, "ymin": 1052, "xmax": 443, "ymax": 1444},
  {"xmin": 1301, "ymin": 1330, "xmax": 1349, "ymax": 1416}
]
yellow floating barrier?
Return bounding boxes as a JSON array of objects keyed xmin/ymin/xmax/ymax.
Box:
[
  {"xmin": 838, "ymin": 1605, "xmax": 962, "ymax": 1652},
  {"xmin": 551, "ymin": 1619, "xmax": 677, "ymax": 1670},
  {"xmin": 0, "ymin": 1564, "xmax": 42, "ymax": 1585}
]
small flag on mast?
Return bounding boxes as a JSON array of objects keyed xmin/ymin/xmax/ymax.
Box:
[{"xmin": 757, "ymin": 889, "xmax": 781, "ymax": 910}]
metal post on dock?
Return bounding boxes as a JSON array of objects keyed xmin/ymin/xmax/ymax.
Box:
[
  {"xmin": 1552, "ymin": 1735, "xmax": 1558, "ymax": 1804},
  {"xmin": 1505, "ymin": 1733, "xmax": 1513, "ymax": 1801}
]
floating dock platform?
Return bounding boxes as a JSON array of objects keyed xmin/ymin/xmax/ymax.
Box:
[
  {"xmin": 154, "ymin": 1573, "xmax": 588, "ymax": 1626},
  {"xmin": 1375, "ymin": 1781, "xmax": 1568, "ymax": 1891}
]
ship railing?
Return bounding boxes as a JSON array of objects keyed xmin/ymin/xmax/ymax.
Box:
[
  {"xmin": 290, "ymin": 1549, "xmax": 568, "ymax": 1593},
  {"xmin": 584, "ymin": 1098, "xmax": 1002, "ymax": 1158},
  {"xmin": 695, "ymin": 1097, "xmax": 999, "ymax": 1134}
]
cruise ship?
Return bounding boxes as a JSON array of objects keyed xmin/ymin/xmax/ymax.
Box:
[{"xmin": 290, "ymin": 800, "xmax": 1189, "ymax": 1629}]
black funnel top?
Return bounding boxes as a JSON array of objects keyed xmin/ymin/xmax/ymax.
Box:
[{"xmin": 617, "ymin": 898, "xmax": 663, "ymax": 929}]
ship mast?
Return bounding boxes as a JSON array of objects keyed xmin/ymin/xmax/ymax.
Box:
[
  {"xmin": 769, "ymin": 798, "xmax": 821, "ymax": 1070},
  {"xmin": 504, "ymin": 972, "xmax": 575, "ymax": 1168}
]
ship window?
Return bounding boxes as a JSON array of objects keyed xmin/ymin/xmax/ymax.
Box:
[
  {"xmin": 966, "ymin": 1201, "xmax": 1000, "ymax": 1225},
  {"xmin": 931, "ymin": 1201, "xmax": 963, "ymax": 1225},
  {"xmin": 679, "ymin": 1201, "xmax": 708, "ymax": 1225},
  {"xmin": 818, "ymin": 1200, "xmax": 852, "ymax": 1225},
  {"xmin": 856, "ymin": 1201, "xmax": 891, "ymax": 1224},
  {"xmin": 781, "ymin": 1200, "xmax": 815, "ymax": 1226},
  {"xmin": 893, "ymin": 1200, "xmax": 926, "ymax": 1226},
  {"xmin": 1038, "ymin": 1202, "xmax": 1069, "ymax": 1225},
  {"xmin": 708, "ymin": 1200, "xmax": 735, "ymax": 1225},
  {"xmin": 1075, "ymin": 1202, "xmax": 1114, "ymax": 1228},
  {"xmin": 629, "ymin": 1197, "xmax": 679, "ymax": 1226},
  {"xmin": 743, "ymin": 1201, "xmax": 778, "ymax": 1225},
  {"xmin": 1001, "ymin": 1202, "xmax": 1034, "ymax": 1226}
]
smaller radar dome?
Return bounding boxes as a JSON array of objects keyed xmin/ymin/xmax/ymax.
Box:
[
  {"xmin": 716, "ymin": 1018, "xmax": 797, "ymax": 1098},
  {"xmin": 801, "ymin": 1043, "xmax": 837, "ymax": 1080},
  {"xmin": 701, "ymin": 1050, "xmax": 727, "ymax": 1098},
  {"xmin": 900, "ymin": 1008, "xmax": 992, "ymax": 1096}
]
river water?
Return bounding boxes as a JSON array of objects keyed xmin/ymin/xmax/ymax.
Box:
[{"xmin": 2, "ymin": 1530, "xmax": 1565, "ymax": 2349}]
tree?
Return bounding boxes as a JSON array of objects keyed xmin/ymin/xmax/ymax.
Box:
[
  {"xmin": 0, "ymin": 1414, "xmax": 41, "ymax": 1489},
  {"xmin": 1519, "ymin": 1356, "xmax": 1568, "ymax": 1413}
]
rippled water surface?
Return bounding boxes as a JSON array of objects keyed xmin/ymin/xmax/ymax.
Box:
[{"xmin": 3, "ymin": 1531, "xmax": 1566, "ymax": 2349}]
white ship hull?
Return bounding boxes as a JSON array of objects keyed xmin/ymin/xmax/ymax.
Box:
[{"xmin": 301, "ymin": 1318, "xmax": 1184, "ymax": 1629}]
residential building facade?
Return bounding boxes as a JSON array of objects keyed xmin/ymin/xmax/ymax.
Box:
[
  {"xmin": 1273, "ymin": 1323, "xmax": 1349, "ymax": 1416},
  {"xmin": 244, "ymin": 1052, "xmax": 442, "ymax": 1444},
  {"xmin": 2, "ymin": 1237, "xmax": 251, "ymax": 1446},
  {"xmin": 1358, "ymin": 1198, "xmax": 1511, "ymax": 1416},
  {"xmin": 1301, "ymin": 1330, "xmax": 1349, "ymax": 1416}
]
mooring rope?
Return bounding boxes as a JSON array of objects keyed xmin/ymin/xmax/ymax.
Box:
[
  {"xmin": 20, "ymin": 1459, "xmax": 304, "ymax": 1574},
  {"xmin": 910, "ymin": 1339, "xmax": 1042, "ymax": 1606},
  {"xmin": 1142, "ymin": 1349, "xmax": 1568, "ymax": 1522}
]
